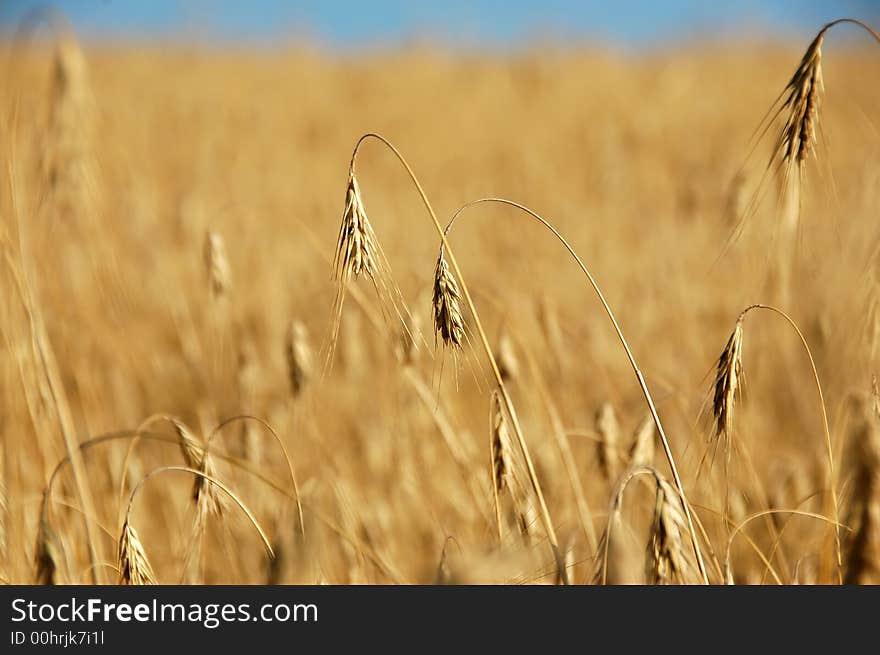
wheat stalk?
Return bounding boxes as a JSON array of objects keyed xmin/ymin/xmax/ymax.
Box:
[
  {"xmin": 442, "ymin": 196, "xmax": 710, "ymax": 583},
  {"xmin": 709, "ymin": 304, "xmax": 841, "ymax": 582}
]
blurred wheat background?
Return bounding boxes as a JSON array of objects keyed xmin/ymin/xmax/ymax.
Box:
[{"xmin": 2, "ymin": 6, "xmax": 880, "ymax": 585}]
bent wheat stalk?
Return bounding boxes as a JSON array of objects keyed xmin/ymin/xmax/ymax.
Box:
[
  {"xmin": 443, "ymin": 197, "xmax": 709, "ymax": 583},
  {"xmin": 204, "ymin": 415, "xmax": 304, "ymax": 535},
  {"xmin": 123, "ymin": 466, "xmax": 275, "ymax": 564},
  {"xmin": 343, "ymin": 133, "xmax": 567, "ymax": 583},
  {"xmin": 724, "ymin": 509, "xmax": 849, "ymax": 584},
  {"xmin": 714, "ymin": 304, "xmax": 841, "ymax": 582}
]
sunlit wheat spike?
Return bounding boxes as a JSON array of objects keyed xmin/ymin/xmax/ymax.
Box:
[
  {"xmin": 328, "ymin": 170, "xmax": 406, "ymax": 366},
  {"xmin": 432, "ymin": 249, "xmax": 465, "ymax": 349},
  {"xmin": 711, "ymin": 318, "xmax": 745, "ymax": 449},
  {"xmin": 646, "ymin": 477, "xmax": 697, "ymax": 585},
  {"xmin": 203, "ymin": 229, "xmax": 232, "ymax": 299},
  {"xmin": 118, "ymin": 521, "xmax": 156, "ymax": 585},
  {"xmin": 596, "ymin": 402, "xmax": 621, "ymax": 481},
  {"xmin": 171, "ymin": 418, "xmax": 204, "ymax": 469},
  {"xmin": 285, "ymin": 319, "xmax": 313, "ymax": 398},
  {"xmin": 333, "ymin": 172, "xmax": 381, "ymax": 283},
  {"xmin": 775, "ymin": 30, "xmax": 825, "ymax": 181}
]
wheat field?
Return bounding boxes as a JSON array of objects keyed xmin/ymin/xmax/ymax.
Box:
[{"xmin": 2, "ymin": 20, "xmax": 880, "ymax": 585}]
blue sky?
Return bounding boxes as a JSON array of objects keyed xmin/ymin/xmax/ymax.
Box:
[{"xmin": 1, "ymin": 1, "xmax": 879, "ymax": 50}]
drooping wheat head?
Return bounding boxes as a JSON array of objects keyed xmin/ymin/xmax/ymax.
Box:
[
  {"xmin": 193, "ymin": 451, "xmax": 224, "ymax": 521},
  {"xmin": 328, "ymin": 169, "xmax": 407, "ymax": 365},
  {"xmin": 775, "ymin": 30, "xmax": 825, "ymax": 186},
  {"xmin": 646, "ymin": 477, "xmax": 697, "ymax": 585},
  {"xmin": 710, "ymin": 317, "xmax": 745, "ymax": 453},
  {"xmin": 117, "ymin": 520, "xmax": 156, "ymax": 585},
  {"xmin": 432, "ymin": 247, "xmax": 465, "ymax": 349},
  {"xmin": 171, "ymin": 418, "xmax": 204, "ymax": 469}
]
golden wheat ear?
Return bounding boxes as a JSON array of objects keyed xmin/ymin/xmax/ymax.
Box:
[
  {"xmin": 285, "ymin": 319, "xmax": 313, "ymax": 398},
  {"xmin": 326, "ymin": 168, "xmax": 409, "ymax": 371},
  {"xmin": 117, "ymin": 521, "xmax": 157, "ymax": 585},
  {"xmin": 729, "ymin": 18, "xmax": 880, "ymax": 247},
  {"xmin": 711, "ymin": 318, "xmax": 745, "ymax": 452},
  {"xmin": 431, "ymin": 247, "xmax": 465, "ymax": 350},
  {"xmin": 774, "ymin": 30, "xmax": 825, "ymax": 187},
  {"xmin": 647, "ymin": 477, "xmax": 698, "ymax": 585}
]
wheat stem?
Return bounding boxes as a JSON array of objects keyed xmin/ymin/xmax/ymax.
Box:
[
  {"xmin": 738, "ymin": 303, "xmax": 842, "ymax": 582},
  {"xmin": 444, "ymin": 197, "xmax": 709, "ymax": 584}
]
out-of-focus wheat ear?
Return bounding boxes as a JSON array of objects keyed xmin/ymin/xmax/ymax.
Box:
[
  {"xmin": 710, "ymin": 318, "xmax": 745, "ymax": 455},
  {"xmin": 646, "ymin": 477, "xmax": 698, "ymax": 584},
  {"xmin": 489, "ymin": 390, "xmax": 513, "ymax": 539},
  {"xmin": 34, "ymin": 519, "xmax": 61, "ymax": 585},
  {"xmin": 285, "ymin": 319, "xmax": 313, "ymax": 398},
  {"xmin": 628, "ymin": 413, "xmax": 656, "ymax": 467},
  {"xmin": 44, "ymin": 32, "xmax": 97, "ymax": 223},
  {"xmin": 171, "ymin": 418, "xmax": 204, "ymax": 469},
  {"xmin": 117, "ymin": 521, "xmax": 156, "ymax": 585},
  {"xmin": 432, "ymin": 247, "xmax": 465, "ymax": 349},
  {"xmin": 844, "ymin": 394, "xmax": 880, "ymax": 584},
  {"xmin": 203, "ymin": 229, "xmax": 232, "ymax": 300},
  {"xmin": 193, "ymin": 452, "xmax": 225, "ymax": 520},
  {"xmin": 596, "ymin": 402, "xmax": 621, "ymax": 481},
  {"xmin": 434, "ymin": 537, "xmax": 458, "ymax": 585},
  {"xmin": 496, "ymin": 330, "xmax": 519, "ymax": 383},
  {"xmin": 873, "ymin": 376, "xmax": 880, "ymax": 418}
]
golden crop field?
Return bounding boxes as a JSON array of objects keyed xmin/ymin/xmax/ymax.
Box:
[{"xmin": 2, "ymin": 19, "xmax": 880, "ymax": 585}]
